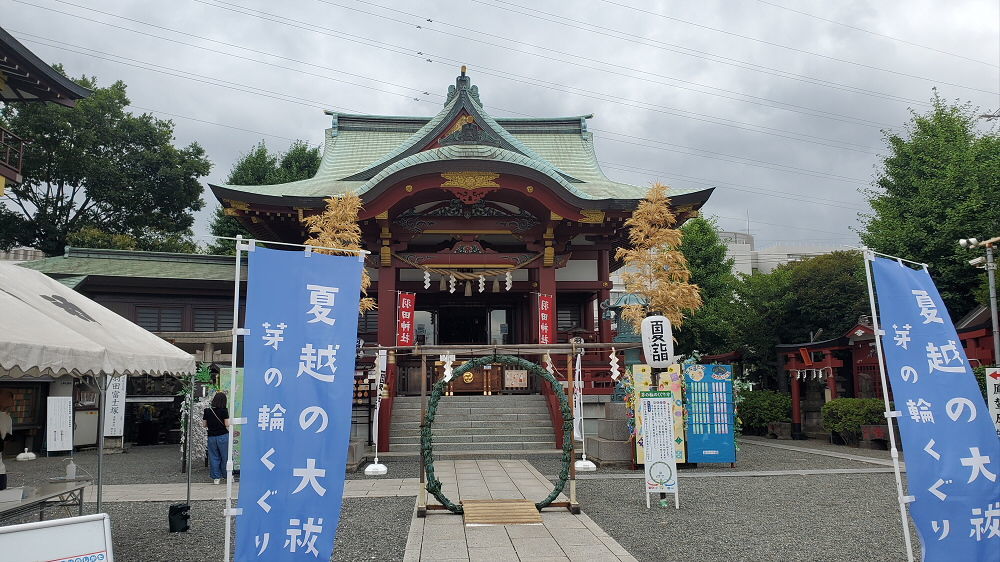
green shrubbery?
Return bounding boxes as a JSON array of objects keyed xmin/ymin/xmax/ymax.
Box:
[
  {"xmin": 737, "ymin": 390, "xmax": 792, "ymax": 432},
  {"xmin": 821, "ymin": 398, "xmax": 885, "ymax": 440}
]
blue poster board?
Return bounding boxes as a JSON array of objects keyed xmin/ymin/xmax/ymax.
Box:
[
  {"xmin": 235, "ymin": 247, "xmax": 363, "ymax": 561},
  {"xmin": 684, "ymin": 364, "xmax": 736, "ymax": 463}
]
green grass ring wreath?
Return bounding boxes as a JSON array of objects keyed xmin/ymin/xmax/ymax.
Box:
[{"xmin": 420, "ymin": 354, "xmax": 574, "ymax": 514}]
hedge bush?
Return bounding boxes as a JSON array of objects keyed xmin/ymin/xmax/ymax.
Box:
[
  {"xmin": 737, "ymin": 390, "xmax": 792, "ymax": 431},
  {"xmin": 821, "ymin": 398, "xmax": 885, "ymax": 438}
]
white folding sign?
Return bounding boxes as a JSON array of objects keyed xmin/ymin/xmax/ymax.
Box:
[{"xmin": 640, "ymin": 316, "xmax": 674, "ymax": 368}]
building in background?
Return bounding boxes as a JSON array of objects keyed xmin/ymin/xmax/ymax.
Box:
[{"xmin": 719, "ymin": 231, "xmax": 842, "ymax": 274}]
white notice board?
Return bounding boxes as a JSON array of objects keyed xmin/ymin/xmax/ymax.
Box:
[
  {"xmin": 640, "ymin": 391, "xmax": 679, "ymax": 509},
  {"xmin": 987, "ymin": 367, "xmax": 1000, "ymax": 439},
  {"xmin": 103, "ymin": 376, "xmax": 127, "ymax": 437},
  {"xmin": 0, "ymin": 513, "xmax": 114, "ymax": 561},
  {"xmin": 46, "ymin": 396, "xmax": 74, "ymax": 452}
]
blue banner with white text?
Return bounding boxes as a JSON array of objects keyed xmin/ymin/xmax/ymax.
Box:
[
  {"xmin": 235, "ymin": 247, "xmax": 363, "ymax": 561},
  {"xmin": 871, "ymin": 257, "xmax": 1000, "ymax": 561}
]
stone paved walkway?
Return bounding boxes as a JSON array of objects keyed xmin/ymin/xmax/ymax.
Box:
[
  {"xmin": 738, "ymin": 437, "xmax": 901, "ymax": 468},
  {"xmin": 404, "ymin": 459, "xmax": 636, "ymax": 562},
  {"xmin": 81, "ymin": 477, "xmax": 419, "ymax": 502}
]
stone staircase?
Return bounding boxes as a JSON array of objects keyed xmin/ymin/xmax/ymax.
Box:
[{"xmin": 387, "ymin": 395, "xmax": 559, "ymax": 457}]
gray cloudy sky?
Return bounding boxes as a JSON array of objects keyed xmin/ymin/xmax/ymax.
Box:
[{"xmin": 6, "ymin": 0, "xmax": 999, "ymax": 250}]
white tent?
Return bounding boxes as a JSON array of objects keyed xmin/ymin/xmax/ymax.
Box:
[{"xmin": 0, "ymin": 262, "xmax": 195, "ymax": 510}]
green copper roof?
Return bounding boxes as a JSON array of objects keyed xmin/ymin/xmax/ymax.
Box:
[
  {"xmin": 19, "ymin": 248, "xmax": 245, "ymax": 282},
  {"xmin": 212, "ymin": 72, "xmax": 702, "ymax": 203}
]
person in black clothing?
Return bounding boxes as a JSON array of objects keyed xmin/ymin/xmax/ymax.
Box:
[{"xmin": 203, "ymin": 392, "xmax": 230, "ymax": 484}]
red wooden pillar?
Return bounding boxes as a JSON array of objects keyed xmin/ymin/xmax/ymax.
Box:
[
  {"xmin": 597, "ymin": 248, "xmax": 612, "ymax": 342},
  {"xmin": 790, "ymin": 368, "xmax": 802, "ymax": 438},
  {"xmin": 376, "ymin": 264, "xmax": 397, "ymax": 449}
]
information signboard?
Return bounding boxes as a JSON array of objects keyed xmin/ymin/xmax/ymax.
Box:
[
  {"xmin": 46, "ymin": 396, "xmax": 73, "ymax": 452},
  {"xmin": 987, "ymin": 367, "xmax": 1000, "ymax": 439},
  {"xmin": 640, "ymin": 391, "xmax": 679, "ymax": 509},
  {"xmin": 632, "ymin": 364, "xmax": 686, "ymax": 464},
  {"xmin": 683, "ymin": 364, "xmax": 736, "ymax": 464},
  {"xmin": 219, "ymin": 368, "xmax": 244, "ymax": 471},
  {"xmin": 102, "ymin": 376, "xmax": 126, "ymax": 438},
  {"xmin": 0, "ymin": 513, "xmax": 114, "ymax": 561}
]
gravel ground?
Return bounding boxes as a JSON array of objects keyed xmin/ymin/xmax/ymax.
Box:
[
  {"xmin": 741, "ymin": 435, "xmax": 906, "ymax": 461},
  {"xmin": 4, "ymin": 497, "xmax": 413, "ymax": 562},
  {"xmin": 574, "ymin": 473, "xmax": 920, "ymax": 562},
  {"xmin": 3, "ymin": 444, "xmax": 212, "ymax": 489},
  {"xmin": 529, "ymin": 439, "xmax": 883, "ymax": 479}
]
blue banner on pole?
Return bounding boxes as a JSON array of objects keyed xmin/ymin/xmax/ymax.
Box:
[
  {"xmin": 871, "ymin": 257, "xmax": 1000, "ymax": 560},
  {"xmin": 683, "ymin": 364, "xmax": 736, "ymax": 464},
  {"xmin": 235, "ymin": 248, "xmax": 363, "ymax": 561}
]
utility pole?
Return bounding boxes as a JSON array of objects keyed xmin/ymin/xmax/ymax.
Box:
[{"xmin": 959, "ymin": 236, "xmax": 1000, "ymax": 366}]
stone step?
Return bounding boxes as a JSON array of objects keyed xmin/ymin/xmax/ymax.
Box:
[
  {"xmin": 392, "ymin": 433, "xmax": 554, "ymax": 444},
  {"xmin": 388, "ymin": 441, "xmax": 557, "ymax": 452},
  {"xmin": 393, "ymin": 395, "xmax": 546, "ymax": 403},
  {"xmin": 392, "ymin": 426, "xmax": 554, "ymax": 437},
  {"xmin": 391, "ymin": 419, "xmax": 552, "ymax": 429},
  {"xmin": 391, "ymin": 414, "xmax": 551, "ymax": 425},
  {"xmin": 377, "ymin": 449, "xmax": 563, "ymax": 460},
  {"xmin": 392, "ymin": 405, "xmax": 550, "ymax": 415}
]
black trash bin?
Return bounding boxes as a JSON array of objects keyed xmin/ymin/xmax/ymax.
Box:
[{"xmin": 168, "ymin": 503, "xmax": 190, "ymax": 533}]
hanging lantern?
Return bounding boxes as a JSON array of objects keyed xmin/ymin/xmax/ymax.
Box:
[
  {"xmin": 439, "ymin": 273, "xmax": 447, "ymax": 291},
  {"xmin": 464, "ymin": 280, "xmax": 472, "ymax": 297},
  {"xmin": 492, "ymin": 276, "xmax": 500, "ymax": 293}
]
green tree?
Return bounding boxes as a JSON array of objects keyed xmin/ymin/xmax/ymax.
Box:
[
  {"xmin": 726, "ymin": 267, "xmax": 793, "ymax": 385},
  {"xmin": 859, "ymin": 93, "xmax": 1000, "ymax": 316},
  {"xmin": 779, "ymin": 251, "xmax": 868, "ymax": 343},
  {"xmin": 0, "ymin": 71, "xmax": 210, "ymax": 255},
  {"xmin": 206, "ymin": 141, "xmax": 320, "ymax": 254},
  {"xmin": 66, "ymin": 225, "xmax": 198, "ymax": 253},
  {"xmin": 676, "ymin": 217, "xmax": 737, "ymax": 355}
]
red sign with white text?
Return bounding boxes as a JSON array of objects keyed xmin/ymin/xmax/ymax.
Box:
[
  {"xmin": 396, "ymin": 292, "xmax": 416, "ymax": 346},
  {"xmin": 538, "ymin": 293, "xmax": 555, "ymax": 345}
]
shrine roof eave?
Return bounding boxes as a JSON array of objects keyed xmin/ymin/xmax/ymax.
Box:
[
  {"xmin": 0, "ymin": 26, "xmax": 92, "ymax": 106},
  {"xmin": 210, "ymin": 180, "xmax": 713, "ymax": 215}
]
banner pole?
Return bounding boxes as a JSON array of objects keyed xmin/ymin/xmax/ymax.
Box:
[
  {"xmin": 223, "ymin": 235, "xmax": 246, "ymax": 562},
  {"xmin": 863, "ymin": 251, "xmax": 915, "ymax": 562}
]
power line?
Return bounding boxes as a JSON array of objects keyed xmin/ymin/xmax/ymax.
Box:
[
  {"xmin": 465, "ymin": 0, "xmax": 959, "ymax": 102},
  {"xmin": 711, "ymin": 214, "xmax": 856, "ymax": 237},
  {"xmin": 245, "ymin": 0, "xmax": 903, "ymax": 127},
  {"xmin": 594, "ymin": 0, "xmax": 999, "ymax": 94},
  {"xmin": 29, "ymin": 0, "xmax": 881, "ymax": 153},
  {"xmin": 337, "ymin": 0, "xmax": 933, "ymax": 107},
  {"xmin": 11, "ymin": 28, "xmax": 875, "ymax": 185},
  {"xmin": 600, "ymin": 162, "xmax": 868, "ymax": 211},
  {"xmin": 755, "ymin": 0, "xmax": 999, "ymax": 67}
]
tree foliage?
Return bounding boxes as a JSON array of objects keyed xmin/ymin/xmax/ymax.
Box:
[
  {"xmin": 206, "ymin": 141, "xmax": 320, "ymax": 255},
  {"xmin": 615, "ymin": 183, "xmax": 702, "ymax": 332},
  {"xmin": 676, "ymin": 217, "xmax": 737, "ymax": 355},
  {"xmin": 859, "ymin": 93, "xmax": 1000, "ymax": 315},
  {"xmin": 724, "ymin": 251, "xmax": 867, "ymax": 385},
  {"xmin": 780, "ymin": 250, "xmax": 868, "ymax": 343},
  {"xmin": 302, "ymin": 192, "xmax": 375, "ymax": 313},
  {"xmin": 0, "ymin": 71, "xmax": 210, "ymax": 255}
]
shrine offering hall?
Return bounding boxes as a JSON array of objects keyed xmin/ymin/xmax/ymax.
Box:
[{"xmin": 212, "ymin": 70, "xmax": 712, "ymax": 410}]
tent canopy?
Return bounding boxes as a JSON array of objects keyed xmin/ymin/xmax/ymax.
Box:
[{"xmin": 0, "ymin": 263, "xmax": 195, "ymax": 378}]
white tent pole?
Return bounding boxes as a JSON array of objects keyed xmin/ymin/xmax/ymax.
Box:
[
  {"xmin": 95, "ymin": 373, "xmax": 107, "ymax": 513},
  {"xmin": 863, "ymin": 251, "xmax": 915, "ymax": 562},
  {"xmin": 185, "ymin": 368, "xmax": 194, "ymax": 507},
  {"xmin": 223, "ymin": 235, "xmax": 245, "ymax": 562}
]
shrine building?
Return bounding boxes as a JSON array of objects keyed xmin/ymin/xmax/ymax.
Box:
[{"xmin": 212, "ymin": 70, "xmax": 712, "ymax": 447}]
